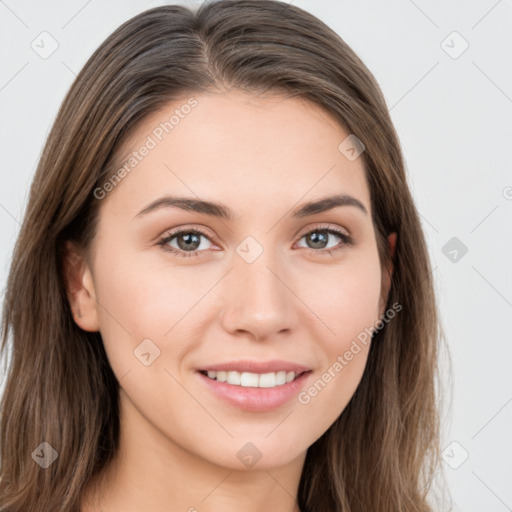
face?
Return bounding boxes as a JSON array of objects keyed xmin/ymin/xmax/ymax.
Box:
[{"xmin": 69, "ymin": 89, "xmax": 393, "ymax": 472}]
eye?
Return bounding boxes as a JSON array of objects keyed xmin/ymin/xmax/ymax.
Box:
[
  {"xmin": 295, "ymin": 224, "xmax": 353, "ymax": 256},
  {"xmin": 157, "ymin": 227, "xmax": 214, "ymax": 258}
]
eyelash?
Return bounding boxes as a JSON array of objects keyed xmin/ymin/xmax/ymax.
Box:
[{"xmin": 157, "ymin": 224, "xmax": 353, "ymax": 259}]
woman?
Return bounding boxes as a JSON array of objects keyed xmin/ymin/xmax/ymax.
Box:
[{"xmin": 0, "ymin": 1, "xmax": 447, "ymax": 511}]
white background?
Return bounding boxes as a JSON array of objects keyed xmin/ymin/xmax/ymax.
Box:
[{"xmin": 1, "ymin": 1, "xmax": 511, "ymax": 510}]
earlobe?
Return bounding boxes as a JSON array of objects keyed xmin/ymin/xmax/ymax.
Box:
[
  {"xmin": 388, "ymin": 232, "xmax": 397, "ymax": 264},
  {"xmin": 386, "ymin": 231, "xmax": 397, "ymax": 292},
  {"xmin": 62, "ymin": 241, "xmax": 100, "ymax": 332}
]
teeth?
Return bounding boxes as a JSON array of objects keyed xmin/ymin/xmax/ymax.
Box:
[
  {"xmin": 241, "ymin": 372, "xmax": 259, "ymax": 387},
  {"xmin": 204, "ymin": 370, "xmax": 299, "ymax": 388},
  {"xmin": 259, "ymin": 372, "xmax": 277, "ymax": 388},
  {"xmin": 227, "ymin": 371, "xmax": 241, "ymax": 385}
]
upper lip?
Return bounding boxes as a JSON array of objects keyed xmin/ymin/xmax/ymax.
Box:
[{"xmin": 198, "ymin": 359, "xmax": 312, "ymax": 374}]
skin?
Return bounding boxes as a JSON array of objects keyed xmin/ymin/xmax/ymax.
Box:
[{"xmin": 65, "ymin": 88, "xmax": 396, "ymax": 512}]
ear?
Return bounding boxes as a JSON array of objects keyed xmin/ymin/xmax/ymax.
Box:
[
  {"xmin": 388, "ymin": 232, "xmax": 397, "ymax": 263},
  {"xmin": 62, "ymin": 241, "xmax": 100, "ymax": 332},
  {"xmin": 379, "ymin": 232, "xmax": 397, "ymax": 315}
]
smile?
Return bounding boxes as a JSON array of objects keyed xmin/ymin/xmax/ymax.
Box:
[
  {"xmin": 197, "ymin": 369, "xmax": 313, "ymax": 412},
  {"xmin": 199, "ymin": 370, "xmax": 304, "ymax": 388}
]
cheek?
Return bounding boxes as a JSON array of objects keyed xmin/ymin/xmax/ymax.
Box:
[
  {"xmin": 91, "ymin": 247, "xmax": 216, "ymax": 376},
  {"xmin": 306, "ymin": 245, "xmax": 382, "ymax": 350},
  {"xmin": 293, "ymin": 249, "xmax": 381, "ymax": 435}
]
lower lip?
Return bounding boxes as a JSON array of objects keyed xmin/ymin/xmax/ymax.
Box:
[{"xmin": 197, "ymin": 371, "xmax": 312, "ymax": 412}]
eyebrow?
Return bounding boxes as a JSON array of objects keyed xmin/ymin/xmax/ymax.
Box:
[{"xmin": 135, "ymin": 193, "xmax": 368, "ymax": 220}]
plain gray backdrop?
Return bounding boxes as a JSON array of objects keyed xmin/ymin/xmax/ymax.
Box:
[{"xmin": 1, "ymin": 1, "xmax": 511, "ymax": 511}]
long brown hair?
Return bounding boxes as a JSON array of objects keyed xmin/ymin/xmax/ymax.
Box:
[{"xmin": 0, "ymin": 1, "xmax": 448, "ymax": 510}]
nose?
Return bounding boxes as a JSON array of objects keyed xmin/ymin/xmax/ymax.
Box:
[{"xmin": 220, "ymin": 250, "xmax": 298, "ymax": 342}]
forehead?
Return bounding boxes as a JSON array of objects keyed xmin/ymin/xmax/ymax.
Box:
[{"xmin": 100, "ymin": 90, "xmax": 371, "ymax": 220}]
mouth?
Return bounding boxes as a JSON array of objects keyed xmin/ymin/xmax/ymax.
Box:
[
  {"xmin": 196, "ymin": 368, "xmax": 313, "ymax": 412},
  {"xmin": 197, "ymin": 369, "xmax": 310, "ymax": 388}
]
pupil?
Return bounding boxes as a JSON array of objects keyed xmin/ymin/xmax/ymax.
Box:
[
  {"xmin": 308, "ymin": 231, "xmax": 327, "ymax": 249},
  {"xmin": 178, "ymin": 233, "xmax": 200, "ymax": 251}
]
